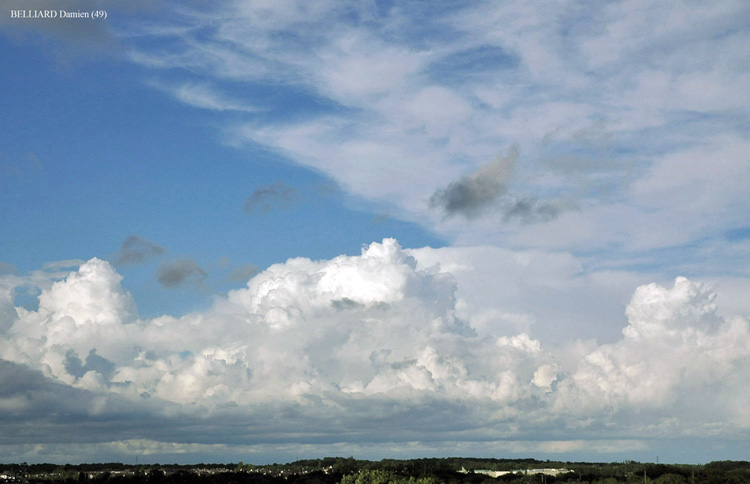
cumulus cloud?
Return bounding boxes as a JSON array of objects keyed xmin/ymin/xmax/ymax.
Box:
[
  {"xmin": 243, "ymin": 182, "xmax": 299, "ymax": 214},
  {"xmin": 36, "ymin": 258, "xmax": 137, "ymax": 332},
  {"xmin": 156, "ymin": 258, "xmax": 206, "ymax": 288},
  {"xmin": 557, "ymin": 277, "xmax": 750, "ymax": 435},
  {"xmin": 2, "ymin": 241, "xmax": 556, "ymax": 422},
  {"xmin": 1, "ymin": 240, "xmax": 749, "ymax": 460},
  {"xmin": 115, "ymin": 235, "xmax": 166, "ymax": 265}
]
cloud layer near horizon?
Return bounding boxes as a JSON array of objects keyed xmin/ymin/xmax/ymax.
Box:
[{"xmin": 1, "ymin": 240, "xmax": 748, "ymax": 462}]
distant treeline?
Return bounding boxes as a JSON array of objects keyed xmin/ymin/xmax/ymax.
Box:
[{"xmin": 2, "ymin": 457, "xmax": 750, "ymax": 484}]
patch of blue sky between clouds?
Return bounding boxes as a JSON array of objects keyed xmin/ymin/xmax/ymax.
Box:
[
  {"xmin": 724, "ymin": 227, "xmax": 750, "ymax": 242},
  {"xmin": 426, "ymin": 45, "xmax": 521, "ymax": 85}
]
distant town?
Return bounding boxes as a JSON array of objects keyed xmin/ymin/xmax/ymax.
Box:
[{"xmin": 1, "ymin": 457, "xmax": 748, "ymax": 484}]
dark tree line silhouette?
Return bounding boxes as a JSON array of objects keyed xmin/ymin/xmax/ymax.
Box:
[{"xmin": 2, "ymin": 458, "xmax": 749, "ymax": 484}]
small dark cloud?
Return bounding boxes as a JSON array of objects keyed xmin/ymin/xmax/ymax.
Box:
[
  {"xmin": 115, "ymin": 235, "xmax": 166, "ymax": 265},
  {"xmin": 243, "ymin": 182, "xmax": 299, "ymax": 214},
  {"xmin": 0, "ymin": 261, "xmax": 18, "ymax": 274},
  {"xmin": 499, "ymin": 196, "xmax": 574, "ymax": 225},
  {"xmin": 229, "ymin": 263, "xmax": 260, "ymax": 283},
  {"xmin": 429, "ymin": 145, "xmax": 518, "ymax": 219},
  {"xmin": 430, "ymin": 146, "xmax": 573, "ymax": 225},
  {"xmin": 156, "ymin": 259, "xmax": 206, "ymax": 288},
  {"xmin": 372, "ymin": 212, "xmax": 390, "ymax": 225}
]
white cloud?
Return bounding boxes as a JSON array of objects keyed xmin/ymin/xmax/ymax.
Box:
[
  {"xmin": 408, "ymin": 244, "xmax": 646, "ymax": 344},
  {"xmin": 1, "ymin": 241, "xmax": 749, "ymax": 458},
  {"xmin": 118, "ymin": 1, "xmax": 750, "ymax": 277},
  {"xmin": 313, "ymin": 30, "xmax": 429, "ymax": 104},
  {"xmin": 165, "ymin": 82, "xmax": 259, "ymax": 113},
  {"xmin": 40, "ymin": 259, "xmax": 136, "ymax": 331},
  {"xmin": 559, "ymin": 277, "xmax": 750, "ymax": 433}
]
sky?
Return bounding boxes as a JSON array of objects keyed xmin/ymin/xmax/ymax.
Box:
[{"xmin": 1, "ymin": 0, "xmax": 750, "ymax": 466}]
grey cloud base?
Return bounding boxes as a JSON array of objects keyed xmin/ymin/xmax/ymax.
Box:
[{"xmin": 1, "ymin": 240, "xmax": 749, "ymax": 463}]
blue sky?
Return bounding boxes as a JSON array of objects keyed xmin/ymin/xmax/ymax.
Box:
[
  {"xmin": 1, "ymin": 0, "xmax": 750, "ymax": 466},
  {"xmin": 0, "ymin": 29, "xmax": 444, "ymax": 316}
]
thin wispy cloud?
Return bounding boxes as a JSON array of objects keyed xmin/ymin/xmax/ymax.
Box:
[
  {"xmin": 119, "ymin": 0, "xmax": 750, "ymax": 256},
  {"xmin": 42, "ymin": 260, "xmax": 85, "ymax": 271},
  {"xmin": 151, "ymin": 81, "xmax": 260, "ymax": 113}
]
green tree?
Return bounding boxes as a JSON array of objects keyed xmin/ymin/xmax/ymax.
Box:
[
  {"xmin": 340, "ymin": 469, "xmax": 437, "ymax": 484},
  {"xmin": 594, "ymin": 478, "xmax": 621, "ymax": 484},
  {"xmin": 653, "ymin": 474, "xmax": 686, "ymax": 484}
]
